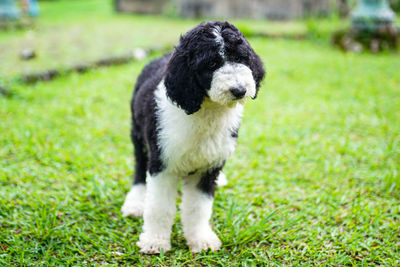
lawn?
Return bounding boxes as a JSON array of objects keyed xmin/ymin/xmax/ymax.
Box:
[{"xmin": 1, "ymin": 0, "xmax": 400, "ymax": 266}]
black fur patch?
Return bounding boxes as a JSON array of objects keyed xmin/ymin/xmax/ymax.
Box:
[
  {"xmin": 131, "ymin": 54, "xmax": 171, "ymax": 182},
  {"xmin": 197, "ymin": 162, "xmax": 225, "ymax": 196}
]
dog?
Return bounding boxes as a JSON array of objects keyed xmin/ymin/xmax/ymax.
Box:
[{"xmin": 121, "ymin": 21, "xmax": 265, "ymax": 254}]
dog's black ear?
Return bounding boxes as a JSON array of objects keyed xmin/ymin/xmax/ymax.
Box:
[
  {"xmin": 164, "ymin": 45, "xmax": 205, "ymax": 115},
  {"xmin": 249, "ymin": 49, "xmax": 265, "ymax": 99}
]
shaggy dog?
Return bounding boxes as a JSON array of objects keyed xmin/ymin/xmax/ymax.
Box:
[{"xmin": 121, "ymin": 21, "xmax": 265, "ymax": 254}]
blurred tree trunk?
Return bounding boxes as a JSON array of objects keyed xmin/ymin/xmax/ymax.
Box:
[
  {"xmin": 337, "ymin": 0, "xmax": 350, "ymax": 17},
  {"xmin": 114, "ymin": 0, "xmax": 122, "ymax": 12}
]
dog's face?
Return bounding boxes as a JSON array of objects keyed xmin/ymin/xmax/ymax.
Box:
[{"xmin": 165, "ymin": 21, "xmax": 265, "ymax": 114}]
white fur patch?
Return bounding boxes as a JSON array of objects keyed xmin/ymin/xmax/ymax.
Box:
[
  {"xmin": 209, "ymin": 62, "xmax": 256, "ymax": 105},
  {"xmin": 181, "ymin": 177, "xmax": 222, "ymax": 252},
  {"xmin": 137, "ymin": 232, "xmax": 171, "ymax": 254},
  {"xmin": 121, "ymin": 184, "xmax": 146, "ymax": 217},
  {"xmin": 216, "ymin": 172, "xmax": 228, "ymax": 187},
  {"xmin": 137, "ymin": 172, "xmax": 179, "ymax": 254},
  {"xmin": 155, "ymin": 82, "xmax": 243, "ymax": 175}
]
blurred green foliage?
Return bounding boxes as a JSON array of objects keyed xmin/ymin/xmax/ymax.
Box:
[{"xmin": 391, "ymin": 0, "xmax": 400, "ymax": 12}]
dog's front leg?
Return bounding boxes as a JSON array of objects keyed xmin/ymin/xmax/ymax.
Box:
[
  {"xmin": 181, "ymin": 174, "xmax": 222, "ymax": 253},
  {"xmin": 137, "ymin": 172, "xmax": 178, "ymax": 254}
]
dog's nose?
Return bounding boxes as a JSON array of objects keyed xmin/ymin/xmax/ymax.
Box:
[{"xmin": 230, "ymin": 87, "xmax": 246, "ymax": 99}]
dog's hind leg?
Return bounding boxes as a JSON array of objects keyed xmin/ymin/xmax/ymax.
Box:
[
  {"xmin": 121, "ymin": 130, "xmax": 148, "ymax": 217},
  {"xmin": 180, "ymin": 167, "xmax": 223, "ymax": 253},
  {"xmin": 137, "ymin": 172, "xmax": 179, "ymax": 254}
]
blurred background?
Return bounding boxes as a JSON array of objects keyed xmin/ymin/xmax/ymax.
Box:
[{"xmin": 0, "ymin": 0, "xmax": 398, "ymax": 85}]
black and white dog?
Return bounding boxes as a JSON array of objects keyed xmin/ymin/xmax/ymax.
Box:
[{"xmin": 121, "ymin": 21, "xmax": 265, "ymax": 254}]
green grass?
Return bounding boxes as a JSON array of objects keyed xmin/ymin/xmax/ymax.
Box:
[
  {"xmin": 1, "ymin": 0, "xmax": 400, "ymax": 265},
  {"xmin": 1, "ymin": 37, "xmax": 399, "ymax": 265}
]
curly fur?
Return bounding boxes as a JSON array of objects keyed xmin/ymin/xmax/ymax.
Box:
[{"xmin": 121, "ymin": 21, "xmax": 265, "ymax": 254}]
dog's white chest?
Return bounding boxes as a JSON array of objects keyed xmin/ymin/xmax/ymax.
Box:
[{"xmin": 155, "ymin": 83, "xmax": 243, "ymax": 174}]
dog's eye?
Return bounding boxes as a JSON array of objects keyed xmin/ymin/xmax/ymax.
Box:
[
  {"xmin": 233, "ymin": 55, "xmax": 241, "ymax": 61},
  {"xmin": 208, "ymin": 62, "xmax": 217, "ymax": 69}
]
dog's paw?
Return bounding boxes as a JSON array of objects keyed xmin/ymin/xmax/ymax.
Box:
[
  {"xmin": 187, "ymin": 230, "xmax": 222, "ymax": 253},
  {"xmin": 216, "ymin": 172, "xmax": 228, "ymax": 187},
  {"xmin": 137, "ymin": 233, "xmax": 171, "ymax": 254},
  {"xmin": 121, "ymin": 184, "xmax": 146, "ymax": 217}
]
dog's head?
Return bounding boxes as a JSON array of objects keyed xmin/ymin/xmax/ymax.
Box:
[{"xmin": 164, "ymin": 21, "xmax": 265, "ymax": 115}]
